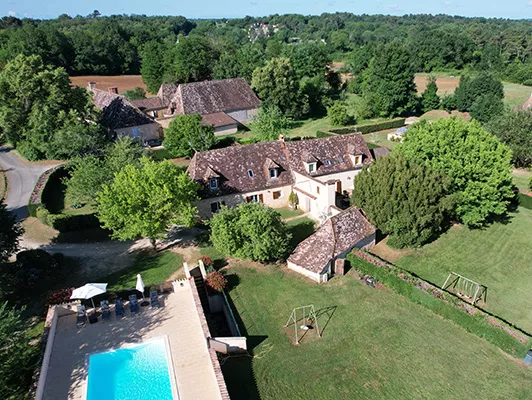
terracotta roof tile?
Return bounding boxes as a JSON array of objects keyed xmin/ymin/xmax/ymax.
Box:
[
  {"xmin": 157, "ymin": 83, "xmax": 179, "ymax": 107},
  {"xmin": 288, "ymin": 207, "xmax": 375, "ymax": 273},
  {"xmin": 202, "ymin": 112, "xmax": 238, "ymax": 128},
  {"xmin": 130, "ymin": 97, "xmax": 164, "ymax": 110},
  {"xmin": 166, "ymin": 78, "xmax": 260, "ymax": 116}
]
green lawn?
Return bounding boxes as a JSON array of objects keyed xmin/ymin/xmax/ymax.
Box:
[
  {"xmin": 105, "ymin": 251, "xmax": 183, "ymax": 291},
  {"xmin": 503, "ymin": 82, "xmax": 532, "ymax": 109},
  {"xmin": 223, "ymin": 265, "xmax": 532, "ymax": 399},
  {"xmin": 276, "ymin": 207, "xmax": 304, "ymax": 219},
  {"xmin": 388, "ymin": 206, "xmax": 532, "ymax": 333},
  {"xmin": 513, "ymin": 169, "xmax": 531, "ymax": 192}
]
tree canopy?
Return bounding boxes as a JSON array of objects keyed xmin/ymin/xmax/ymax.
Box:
[
  {"xmin": 485, "ymin": 110, "xmax": 532, "ymax": 168},
  {"xmin": 398, "ymin": 118, "xmax": 514, "ymax": 227},
  {"xmin": 251, "ymin": 105, "xmax": 291, "ymax": 142},
  {"xmin": 421, "ymin": 76, "xmax": 441, "ymax": 112},
  {"xmin": 163, "ymin": 114, "xmax": 215, "ymax": 158},
  {"xmin": 360, "ymin": 43, "xmax": 418, "ymax": 117},
  {"xmin": 454, "ymin": 72, "xmax": 504, "ymax": 116},
  {"xmin": 210, "ymin": 202, "xmax": 291, "ymax": 262},
  {"xmin": 96, "ymin": 158, "xmax": 199, "ymax": 248},
  {"xmin": 352, "ymin": 153, "xmax": 454, "ymax": 248}
]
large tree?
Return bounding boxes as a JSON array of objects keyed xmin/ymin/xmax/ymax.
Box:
[
  {"xmin": 65, "ymin": 137, "xmax": 144, "ymax": 205},
  {"xmin": 454, "ymin": 72, "xmax": 504, "ymax": 112},
  {"xmin": 251, "ymin": 105, "xmax": 291, "ymax": 142},
  {"xmin": 398, "ymin": 118, "xmax": 514, "ymax": 227},
  {"xmin": 0, "ymin": 54, "xmax": 105, "ymax": 160},
  {"xmin": 141, "ymin": 42, "xmax": 167, "ymax": 93},
  {"xmin": 169, "ymin": 36, "xmax": 217, "ymax": 83},
  {"xmin": 96, "ymin": 158, "xmax": 199, "ymax": 248},
  {"xmin": 163, "ymin": 114, "xmax": 215, "ymax": 158},
  {"xmin": 283, "ymin": 43, "xmax": 330, "ymax": 79},
  {"xmin": 360, "ymin": 43, "xmax": 418, "ymax": 117},
  {"xmin": 486, "ymin": 110, "xmax": 532, "ymax": 168},
  {"xmin": 210, "ymin": 202, "xmax": 290, "ymax": 262},
  {"xmin": 421, "ymin": 75, "xmax": 440, "ymax": 112},
  {"xmin": 251, "ymin": 58, "xmax": 307, "ymax": 118},
  {"xmin": 351, "ymin": 153, "xmax": 454, "ymax": 248}
]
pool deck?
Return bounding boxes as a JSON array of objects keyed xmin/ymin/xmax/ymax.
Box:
[{"xmin": 41, "ymin": 281, "xmax": 223, "ymax": 400}]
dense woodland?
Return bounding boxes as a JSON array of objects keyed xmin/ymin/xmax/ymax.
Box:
[{"xmin": 0, "ymin": 13, "xmax": 531, "ymax": 85}]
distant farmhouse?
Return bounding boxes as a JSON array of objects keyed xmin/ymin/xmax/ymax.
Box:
[
  {"xmin": 188, "ymin": 134, "xmax": 373, "ymax": 220},
  {"xmin": 88, "ymin": 82, "xmax": 161, "ymax": 142}
]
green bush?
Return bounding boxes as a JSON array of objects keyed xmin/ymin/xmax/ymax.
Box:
[
  {"xmin": 346, "ymin": 253, "xmax": 530, "ymax": 356},
  {"xmin": 36, "ymin": 206, "xmax": 50, "ymax": 225},
  {"xmin": 328, "ymin": 118, "xmax": 405, "ymax": 135},
  {"xmin": 17, "ymin": 141, "xmax": 44, "ymax": 161}
]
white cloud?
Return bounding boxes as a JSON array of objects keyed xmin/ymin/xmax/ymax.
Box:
[{"xmin": 7, "ymin": 10, "xmax": 16, "ymax": 16}]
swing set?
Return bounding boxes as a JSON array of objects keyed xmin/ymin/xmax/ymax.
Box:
[
  {"xmin": 284, "ymin": 305, "xmax": 322, "ymax": 345},
  {"xmin": 442, "ymin": 272, "xmax": 487, "ymax": 305}
]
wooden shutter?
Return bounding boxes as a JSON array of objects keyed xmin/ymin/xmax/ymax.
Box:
[{"xmin": 259, "ymin": 194, "xmax": 264, "ymax": 203}]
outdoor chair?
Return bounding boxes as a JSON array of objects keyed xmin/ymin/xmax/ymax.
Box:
[
  {"xmin": 129, "ymin": 294, "xmax": 139, "ymax": 313},
  {"xmin": 115, "ymin": 298, "xmax": 125, "ymax": 318},
  {"xmin": 100, "ymin": 300, "xmax": 111, "ymax": 321},
  {"xmin": 76, "ymin": 305, "xmax": 87, "ymax": 327},
  {"xmin": 150, "ymin": 290, "xmax": 160, "ymax": 308}
]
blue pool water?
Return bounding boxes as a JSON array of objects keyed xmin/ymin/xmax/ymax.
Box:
[{"xmin": 87, "ymin": 338, "xmax": 174, "ymax": 400}]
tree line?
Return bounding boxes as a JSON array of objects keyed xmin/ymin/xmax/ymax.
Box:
[{"xmin": 0, "ymin": 13, "xmax": 531, "ymax": 85}]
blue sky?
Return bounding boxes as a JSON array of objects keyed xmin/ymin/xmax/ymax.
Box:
[{"xmin": 2, "ymin": 0, "xmax": 532, "ymax": 20}]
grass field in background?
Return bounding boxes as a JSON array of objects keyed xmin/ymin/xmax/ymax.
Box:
[{"xmin": 222, "ymin": 265, "xmax": 532, "ymax": 399}]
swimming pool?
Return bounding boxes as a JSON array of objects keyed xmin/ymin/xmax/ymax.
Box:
[{"xmin": 86, "ymin": 337, "xmax": 175, "ymax": 400}]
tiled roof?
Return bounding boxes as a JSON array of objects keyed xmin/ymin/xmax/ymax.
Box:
[
  {"xmin": 288, "ymin": 207, "xmax": 376, "ymax": 273},
  {"xmin": 130, "ymin": 97, "xmax": 164, "ymax": 110},
  {"xmin": 285, "ymin": 134, "xmax": 373, "ymax": 176},
  {"xmin": 371, "ymin": 147, "xmax": 391, "ymax": 159},
  {"xmin": 166, "ymin": 78, "xmax": 260, "ymax": 116},
  {"xmin": 157, "ymin": 83, "xmax": 179, "ymax": 107},
  {"xmin": 202, "ymin": 112, "xmax": 238, "ymax": 128},
  {"xmin": 188, "ymin": 141, "xmax": 293, "ymax": 197},
  {"xmin": 188, "ymin": 134, "xmax": 373, "ymax": 198},
  {"xmin": 90, "ymin": 89, "xmax": 155, "ymax": 130}
]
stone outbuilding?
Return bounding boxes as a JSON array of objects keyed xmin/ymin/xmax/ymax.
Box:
[{"xmin": 287, "ymin": 207, "xmax": 376, "ymax": 283}]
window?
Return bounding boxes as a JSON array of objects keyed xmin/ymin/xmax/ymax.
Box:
[
  {"xmin": 354, "ymin": 155, "xmax": 362, "ymax": 165},
  {"xmin": 269, "ymin": 168, "xmax": 278, "ymax": 179},
  {"xmin": 273, "ymin": 190, "xmax": 282, "ymax": 200},
  {"xmin": 210, "ymin": 201, "xmax": 225, "ymax": 213},
  {"xmin": 248, "ymin": 169, "xmax": 255, "ymax": 178},
  {"xmin": 338, "ymin": 155, "xmax": 344, "ymax": 164},
  {"xmin": 316, "ymin": 186, "xmax": 320, "ymax": 194},
  {"xmin": 325, "ymin": 159, "xmax": 332, "ymax": 166},
  {"xmin": 308, "ymin": 163, "xmax": 315, "ymax": 173},
  {"xmin": 246, "ymin": 194, "xmax": 263, "ymax": 203},
  {"xmin": 209, "ymin": 178, "xmax": 218, "ymax": 190}
]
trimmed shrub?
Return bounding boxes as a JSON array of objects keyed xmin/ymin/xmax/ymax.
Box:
[
  {"xmin": 36, "ymin": 206, "xmax": 50, "ymax": 225},
  {"xmin": 205, "ymin": 271, "xmax": 227, "ymax": 293},
  {"xmin": 327, "ymin": 118, "xmax": 405, "ymax": 135}
]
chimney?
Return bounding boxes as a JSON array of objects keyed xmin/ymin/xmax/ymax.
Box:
[
  {"xmin": 87, "ymin": 81, "xmax": 96, "ymax": 91},
  {"xmin": 108, "ymin": 87, "xmax": 118, "ymax": 95},
  {"xmin": 278, "ymin": 134, "xmax": 285, "ymax": 142}
]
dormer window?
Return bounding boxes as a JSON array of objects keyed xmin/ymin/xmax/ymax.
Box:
[
  {"xmin": 325, "ymin": 159, "xmax": 332, "ymax": 166},
  {"xmin": 209, "ymin": 178, "xmax": 218, "ymax": 190},
  {"xmin": 248, "ymin": 169, "xmax": 255, "ymax": 178},
  {"xmin": 338, "ymin": 155, "xmax": 344, "ymax": 164},
  {"xmin": 354, "ymin": 155, "xmax": 362, "ymax": 165},
  {"xmin": 308, "ymin": 163, "xmax": 316, "ymax": 173},
  {"xmin": 269, "ymin": 168, "xmax": 278, "ymax": 179}
]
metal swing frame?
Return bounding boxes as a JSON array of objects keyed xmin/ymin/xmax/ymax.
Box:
[
  {"xmin": 443, "ymin": 272, "xmax": 487, "ymax": 305},
  {"xmin": 284, "ymin": 305, "xmax": 321, "ymax": 345}
]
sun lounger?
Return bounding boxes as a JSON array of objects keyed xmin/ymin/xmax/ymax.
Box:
[
  {"xmin": 115, "ymin": 298, "xmax": 125, "ymax": 318},
  {"xmin": 76, "ymin": 305, "xmax": 87, "ymax": 327},
  {"xmin": 129, "ymin": 294, "xmax": 139, "ymax": 313},
  {"xmin": 101, "ymin": 300, "xmax": 111, "ymax": 321},
  {"xmin": 150, "ymin": 290, "xmax": 160, "ymax": 308}
]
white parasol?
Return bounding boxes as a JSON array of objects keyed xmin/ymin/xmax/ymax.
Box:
[
  {"xmin": 70, "ymin": 283, "xmax": 108, "ymax": 309},
  {"xmin": 136, "ymin": 274, "xmax": 146, "ymax": 301}
]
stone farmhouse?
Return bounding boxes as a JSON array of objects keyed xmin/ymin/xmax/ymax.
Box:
[
  {"xmin": 156, "ymin": 78, "xmax": 261, "ymax": 135},
  {"xmin": 88, "ymin": 82, "xmax": 161, "ymax": 142},
  {"xmin": 288, "ymin": 207, "xmax": 376, "ymax": 283},
  {"xmin": 187, "ymin": 133, "xmax": 373, "ymax": 220}
]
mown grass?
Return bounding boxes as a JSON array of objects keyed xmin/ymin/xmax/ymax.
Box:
[
  {"xmin": 276, "ymin": 207, "xmax": 304, "ymax": 219},
  {"xmin": 105, "ymin": 251, "xmax": 183, "ymax": 291},
  {"xmin": 389, "ymin": 206, "xmax": 532, "ymax": 333},
  {"xmin": 513, "ymin": 169, "xmax": 531, "ymax": 192},
  {"xmin": 223, "ymin": 265, "xmax": 532, "ymax": 400},
  {"xmin": 286, "ymin": 217, "xmax": 316, "ymax": 252}
]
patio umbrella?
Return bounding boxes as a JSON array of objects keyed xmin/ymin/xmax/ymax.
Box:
[
  {"xmin": 70, "ymin": 283, "xmax": 108, "ymax": 309},
  {"xmin": 136, "ymin": 274, "xmax": 146, "ymax": 300}
]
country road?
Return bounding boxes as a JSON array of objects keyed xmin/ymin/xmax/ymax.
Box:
[{"xmin": 0, "ymin": 146, "xmax": 60, "ymax": 220}]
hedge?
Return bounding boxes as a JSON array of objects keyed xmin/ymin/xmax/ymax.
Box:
[
  {"xmin": 325, "ymin": 118, "xmax": 406, "ymax": 135},
  {"xmin": 28, "ymin": 166, "xmax": 64, "ymax": 217},
  {"xmin": 346, "ymin": 253, "xmax": 531, "ymax": 357}
]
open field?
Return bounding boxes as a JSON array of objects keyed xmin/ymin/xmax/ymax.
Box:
[
  {"xmin": 70, "ymin": 75, "xmax": 147, "ymax": 94},
  {"xmin": 415, "ymin": 73, "xmax": 531, "ymax": 108},
  {"xmin": 223, "ymin": 265, "xmax": 532, "ymax": 399},
  {"xmin": 374, "ymin": 206, "xmax": 532, "ymax": 333}
]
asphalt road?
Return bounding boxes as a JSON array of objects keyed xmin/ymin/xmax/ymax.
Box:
[{"xmin": 0, "ymin": 146, "xmax": 59, "ymax": 220}]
